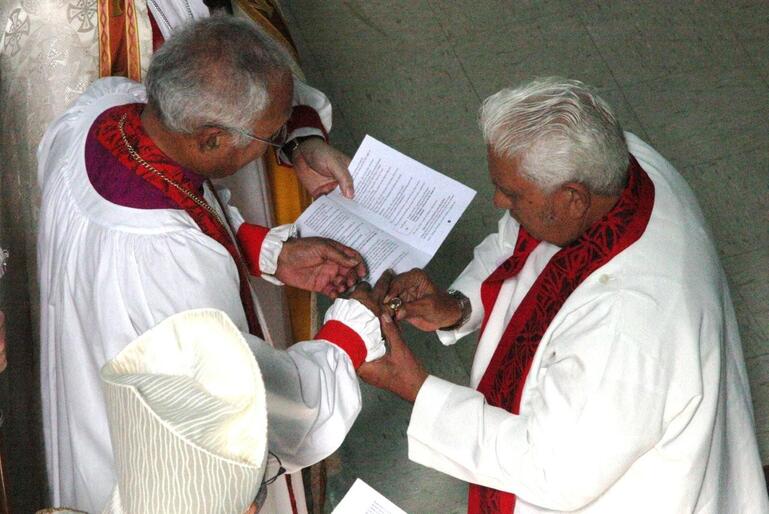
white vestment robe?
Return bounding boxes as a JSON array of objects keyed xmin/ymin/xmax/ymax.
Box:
[
  {"xmin": 37, "ymin": 78, "xmax": 378, "ymax": 514},
  {"xmin": 408, "ymin": 133, "xmax": 769, "ymax": 513},
  {"xmin": 2, "ymin": 1, "xmax": 336, "ymax": 510}
]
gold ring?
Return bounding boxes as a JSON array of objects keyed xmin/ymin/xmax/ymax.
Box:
[{"xmin": 387, "ymin": 297, "xmax": 403, "ymax": 312}]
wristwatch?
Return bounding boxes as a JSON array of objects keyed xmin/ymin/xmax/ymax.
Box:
[
  {"xmin": 281, "ymin": 135, "xmax": 323, "ymax": 165},
  {"xmin": 440, "ymin": 289, "xmax": 471, "ymax": 331}
]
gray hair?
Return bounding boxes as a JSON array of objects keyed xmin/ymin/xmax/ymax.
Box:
[
  {"xmin": 479, "ymin": 78, "xmax": 629, "ymax": 196},
  {"xmin": 145, "ymin": 15, "xmax": 290, "ymax": 146}
]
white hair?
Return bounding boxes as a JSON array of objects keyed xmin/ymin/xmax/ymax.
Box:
[
  {"xmin": 479, "ymin": 77, "xmax": 629, "ymax": 196},
  {"xmin": 145, "ymin": 15, "xmax": 290, "ymax": 146}
]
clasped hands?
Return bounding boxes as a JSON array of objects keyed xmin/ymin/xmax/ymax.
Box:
[
  {"xmin": 348, "ymin": 269, "xmax": 465, "ymax": 403},
  {"xmin": 272, "ymin": 255, "xmax": 460, "ymax": 402}
]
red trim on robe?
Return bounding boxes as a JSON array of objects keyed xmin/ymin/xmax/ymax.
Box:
[
  {"xmin": 286, "ymin": 105, "xmax": 328, "ymax": 140},
  {"xmin": 237, "ymin": 223, "xmax": 271, "ymax": 276},
  {"xmin": 315, "ymin": 320, "xmax": 367, "ymax": 369},
  {"xmin": 468, "ymin": 156, "xmax": 655, "ymax": 514}
]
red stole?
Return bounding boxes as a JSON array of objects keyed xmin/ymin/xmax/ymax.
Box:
[
  {"xmin": 468, "ymin": 157, "xmax": 655, "ymax": 514},
  {"xmin": 95, "ymin": 103, "xmax": 264, "ymax": 338}
]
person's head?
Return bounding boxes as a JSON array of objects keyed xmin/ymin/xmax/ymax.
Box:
[
  {"xmin": 145, "ymin": 16, "xmax": 293, "ymax": 177},
  {"xmin": 479, "ymin": 77, "xmax": 629, "ymax": 245}
]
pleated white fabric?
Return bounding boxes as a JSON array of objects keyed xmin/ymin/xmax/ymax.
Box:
[{"xmin": 100, "ymin": 309, "xmax": 267, "ymax": 514}]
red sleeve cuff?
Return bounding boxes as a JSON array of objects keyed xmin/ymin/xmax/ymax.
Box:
[
  {"xmin": 286, "ymin": 105, "xmax": 328, "ymax": 140},
  {"xmin": 315, "ymin": 320, "xmax": 367, "ymax": 369},
  {"xmin": 236, "ymin": 223, "xmax": 271, "ymax": 276}
]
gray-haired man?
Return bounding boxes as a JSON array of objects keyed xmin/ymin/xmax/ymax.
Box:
[
  {"xmin": 38, "ymin": 16, "xmax": 385, "ymax": 513},
  {"xmin": 361, "ymin": 78, "xmax": 769, "ymax": 513}
]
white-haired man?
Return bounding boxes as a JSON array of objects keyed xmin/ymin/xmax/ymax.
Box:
[
  {"xmin": 360, "ymin": 78, "xmax": 769, "ymax": 513},
  {"xmin": 38, "ymin": 17, "xmax": 386, "ymax": 514}
]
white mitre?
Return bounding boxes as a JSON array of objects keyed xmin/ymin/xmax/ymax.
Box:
[{"xmin": 100, "ymin": 309, "xmax": 267, "ymax": 514}]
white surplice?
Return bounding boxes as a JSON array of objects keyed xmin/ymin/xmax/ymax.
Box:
[
  {"xmin": 3, "ymin": 1, "xmax": 341, "ymax": 511},
  {"xmin": 37, "ymin": 78, "xmax": 378, "ymax": 514},
  {"xmin": 408, "ymin": 133, "xmax": 769, "ymax": 513}
]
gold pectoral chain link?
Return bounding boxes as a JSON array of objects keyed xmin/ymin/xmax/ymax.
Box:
[{"xmin": 118, "ymin": 113, "xmax": 226, "ymax": 229}]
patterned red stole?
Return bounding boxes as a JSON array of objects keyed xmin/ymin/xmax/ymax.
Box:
[
  {"xmin": 95, "ymin": 103, "xmax": 264, "ymax": 338},
  {"xmin": 468, "ymin": 156, "xmax": 655, "ymax": 514}
]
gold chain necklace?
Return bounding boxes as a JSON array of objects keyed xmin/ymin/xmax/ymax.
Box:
[{"xmin": 118, "ymin": 113, "xmax": 226, "ymax": 229}]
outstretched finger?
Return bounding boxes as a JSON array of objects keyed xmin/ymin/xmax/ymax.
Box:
[
  {"xmin": 330, "ymin": 155, "xmax": 354, "ymax": 199},
  {"xmin": 334, "ymin": 241, "xmax": 360, "ymax": 258},
  {"xmin": 338, "ymin": 246, "xmax": 367, "ymax": 279},
  {"xmin": 325, "ymin": 240, "xmax": 366, "ymax": 269},
  {"xmin": 319, "ymin": 241, "xmax": 362, "ymax": 269},
  {"xmin": 338, "ymin": 244, "xmax": 366, "ymax": 272}
]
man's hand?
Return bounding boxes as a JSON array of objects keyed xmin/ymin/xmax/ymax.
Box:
[
  {"xmin": 384, "ymin": 268, "xmax": 438, "ymax": 303},
  {"xmin": 275, "ymin": 237, "xmax": 366, "ymax": 298},
  {"xmin": 358, "ymin": 314, "xmax": 428, "ymax": 403},
  {"xmin": 292, "ymin": 138, "xmax": 354, "ymax": 199},
  {"xmin": 348, "ymin": 270, "xmax": 394, "ymax": 317},
  {"xmin": 385, "ymin": 269, "xmax": 463, "ymax": 331}
]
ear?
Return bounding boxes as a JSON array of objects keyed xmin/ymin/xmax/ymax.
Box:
[
  {"xmin": 195, "ymin": 126, "xmax": 226, "ymax": 153},
  {"xmin": 555, "ymin": 182, "xmax": 591, "ymax": 221}
]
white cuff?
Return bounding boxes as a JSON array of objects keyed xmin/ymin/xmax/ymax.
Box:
[
  {"xmin": 259, "ymin": 224, "xmax": 297, "ymax": 286},
  {"xmin": 408, "ymin": 376, "xmax": 459, "ymax": 466},
  {"xmin": 324, "ymin": 298, "xmax": 385, "ymax": 362},
  {"xmin": 409, "ymin": 375, "xmax": 455, "ymax": 436}
]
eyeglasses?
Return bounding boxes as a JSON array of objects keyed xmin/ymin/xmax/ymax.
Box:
[
  {"xmin": 252, "ymin": 451, "xmax": 286, "ymax": 512},
  {"xmin": 233, "ymin": 124, "xmax": 288, "ymax": 148}
]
